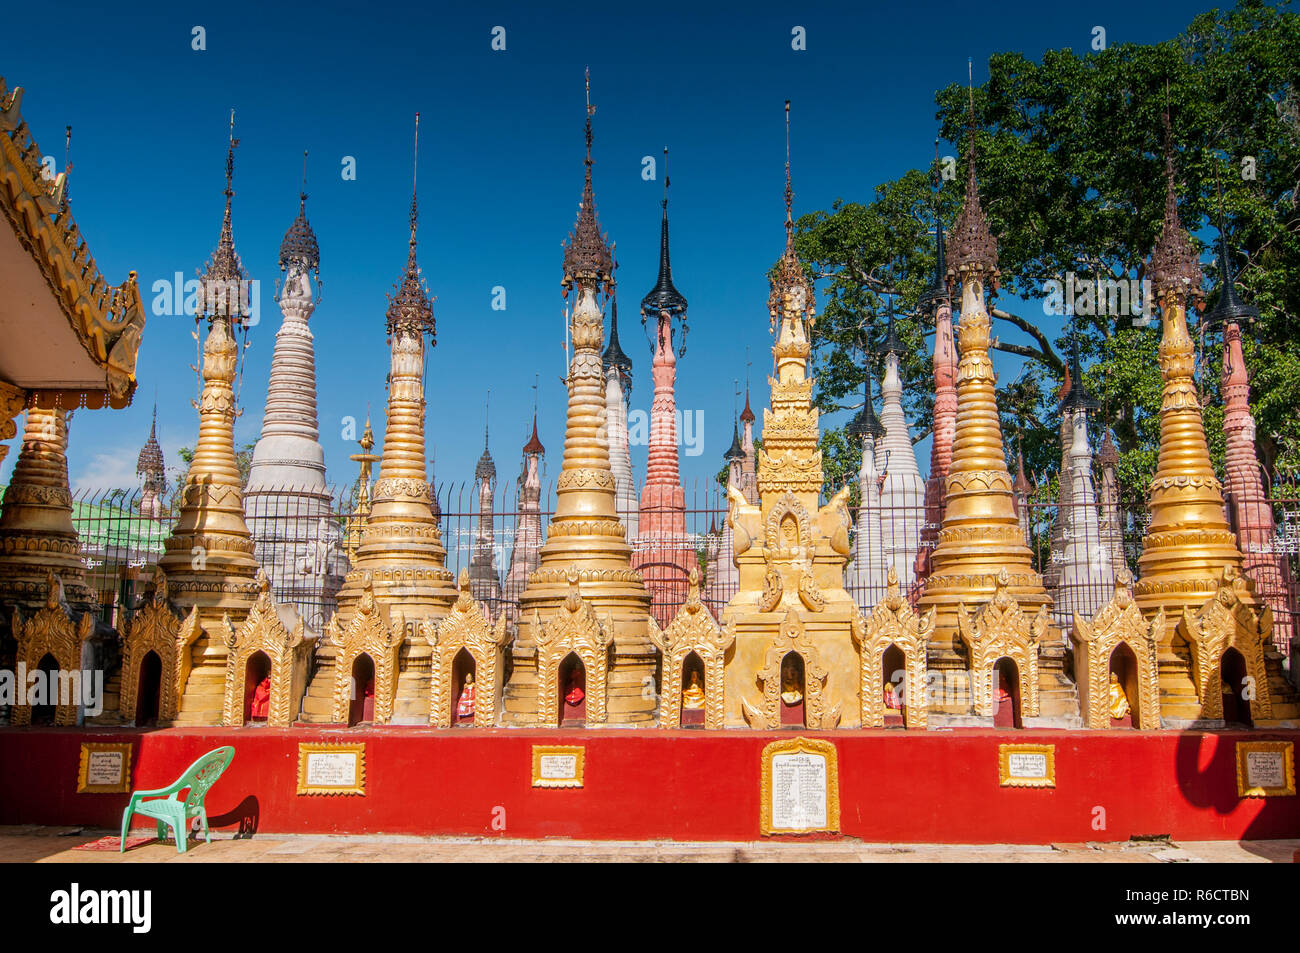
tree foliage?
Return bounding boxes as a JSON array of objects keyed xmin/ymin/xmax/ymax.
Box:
[{"xmin": 793, "ymin": 0, "xmax": 1300, "ymax": 496}]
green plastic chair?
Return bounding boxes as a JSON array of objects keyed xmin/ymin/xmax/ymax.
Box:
[{"xmin": 119, "ymin": 746, "xmax": 234, "ymax": 853}]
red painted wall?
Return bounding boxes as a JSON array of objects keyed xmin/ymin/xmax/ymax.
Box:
[{"xmin": 1, "ymin": 727, "xmax": 1296, "ymax": 842}]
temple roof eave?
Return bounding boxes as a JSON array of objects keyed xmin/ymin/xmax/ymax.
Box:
[{"xmin": 0, "ymin": 79, "xmax": 144, "ymax": 409}]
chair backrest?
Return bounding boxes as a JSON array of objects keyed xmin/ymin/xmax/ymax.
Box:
[{"xmin": 178, "ymin": 746, "xmax": 235, "ymax": 812}]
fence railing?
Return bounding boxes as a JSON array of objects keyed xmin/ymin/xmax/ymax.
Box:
[{"xmin": 14, "ymin": 468, "xmax": 1296, "ymax": 657}]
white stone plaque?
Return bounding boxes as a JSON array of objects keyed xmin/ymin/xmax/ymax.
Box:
[
  {"xmin": 1245, "ymin": 751, "xmax": 1286, "ymax": 790},
  {"xmin": 539, "ymin": 754, "xmax": 578, "ymax": 780},
  {"xmin": 770, "ymin": 752, "xmax": 828, "ymax": 831},
  {"xmin": 305, "ymin": 751, "xmax": 359, "ymax": 788},
  {"xmin": 86, "ymin": 750, "xmax": 124, "ymax": 786},
  {"xmin": 1007, "ymin": 752, "xmax": 1048, "ymax": 780}
]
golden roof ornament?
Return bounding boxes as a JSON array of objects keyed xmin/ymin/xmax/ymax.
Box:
[
  {"xmin": 561, "ymin": 69, "xmax": 614, "ymax": 294},
  {"xmin": 198, "ymin": 110, "xmax": 250, "ymax": 323},
  {"xmin": 767, "ymin": 100, "xmax": 814, "ymax": 325},
  {"xmin": 1147, "ymin": 112, "xmax": 1202, "ymax": 304}
]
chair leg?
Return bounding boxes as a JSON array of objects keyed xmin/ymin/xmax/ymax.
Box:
[
  {"xmin": 175, "ymin": 815, "xmax": 187, "ymax": 854},
  {"xmin": 119, "ymin": 807, "xmax": 133, "ymax": 853},
  {"xmin": 200, "ymin": 808, "xmax": 210, "ymax": 844},
  {"xmin": 156, "ymin": 820, "xmax": 167, "ymax": 843}
]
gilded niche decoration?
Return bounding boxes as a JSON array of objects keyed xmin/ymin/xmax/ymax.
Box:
[
  {"xmin": 119, "ymin": 567, "xmax": 196, "ymax": 725},
  {"xmin": 647, "ymin": 568, "xmax": 734, "ymax": 729},
  {"xmin": 853, "ymin": 568, "xmax": 934, "ymax": 729},
  {"xmin": 1070, "ymin": 571, "xmax": 1163, "ymax": 730},
  {"xmin": 10, "ymin": 570, "xmax": 93, "ymax": 727},
  {"xmin": 533, "ymin": 568, "xmax": 613, "ymax": 728},
  {"xmin": 743, "ymin": 609, "xmax": 840, "ymax": 729},
  {"xmin": 328, "ymin": 572, "xmax": 404, "ymax": 725},
  {"xmin": 426, "ymin": 569, "xmax": 509, "ymax": 727},
  {"xmin": 1179, "ymin": 567, "xmax": 1274, "ymax": 722},
  {"xmin": 957, "ymin": 568, "xmax": 1047, "ymax": 719},
  {"xmin": 222, "ymin": 571, "xmax": 309, "ymax": 727}
]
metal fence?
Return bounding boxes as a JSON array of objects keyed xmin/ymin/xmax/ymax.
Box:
[{"xmin": 26, "ymin": 466, "xmax": 1300, "ymax": 657}]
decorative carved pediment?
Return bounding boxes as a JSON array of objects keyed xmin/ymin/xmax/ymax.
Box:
[
  {"xmin": 120, "ymin": 566, "xmax": 189, "ymax": 723},
  {"xmin": 426, "ymin": 569, "xmax": 509, "ymax": 727},
  {"xmin": 10, "ymin": 570, "xmax": 92, "ymax": 727},
  {"xmin": 329, "ymin": 571, "xmax": 404, "ymax": 725},
  {"xmin": 1070, "ymin": 571, "xmax": 1163, "ymax": 729},
  {"xmin": 648, "ymin": 569, "xmax": 734, "ymax": 729},
  {"xmin": 222, "ymin": 571, "xmax": 306, "ymax": 727},
  {"xmin": 957, "ymin": 568, "xmax": 1046, "ymax": 718},
  {"xmin": 853, "ymin": 567, "xmax": 934, "ymax": 728},
  {"xmin": 1179, "ymin": 567, "xmax": 1273, "ymax": 721},
  {"xmin": 742, "ymin": 608, "xmax": 839, "ymax": 729},
  {"xmin": 534, "ymin": 567, "xmax": 613, "ymax": 727}
]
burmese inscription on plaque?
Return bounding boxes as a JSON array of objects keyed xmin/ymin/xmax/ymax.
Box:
[
  {"xmin": 297, "ymin": 743, "xmax": 367, "ymax": 796},
  {"xmin": 77, "ymin": 743, "xmax": 133, "ymax": 794},
  {"xmin": 1236, "ymin": 741, "xmax": 1294, "ymax": 798},
  {"xmin": 532, "ymin": 746, "xmax": 585, "ymax": 788},
  {"xmin": 770, "ymin": 752, "xmax": 827, "ymax": 830},
  {"xmin": 760, "ymin": 737, "xmax": 840, "ymax": 835},
  {"xmin": 998, "ymin": 744, "xmax": 1056, "ymax": 788}
]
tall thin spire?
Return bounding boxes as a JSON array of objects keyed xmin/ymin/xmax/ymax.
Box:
[
  {"xmin": 640, "ymin": 146, "xmax": 688, "ymax": 330},
  {"xmin": 784, "ymin": 99, "xmax": 794, "ymax": 248},
  {"xmin": 386, "ymin": 113, "xmax": 434, "ymax": 336},
  {"xmin": 1147, "ymin": 111, "xmax": 1201, "ymax": 303},
  {"xmin": 767, "ymin": 100, "xmax": 813, "ymax": 321},
  {"xmin": 1205, "ymin": 177, "xmax": 1258, "ymax": 330},
  {"xmin": 199, "ymin": 110, "xmax": 248, "ymax": 319},
  {"xmin": 278, "ymin": 149, "xmax": 319, "ymax": 273},
  {"xmin": 949, "ymin": 87, "xmax": 998, "ymax": 281},
  {"xmin": 561, "ymin": 68, "xmax": 614, "ymax": 292}
]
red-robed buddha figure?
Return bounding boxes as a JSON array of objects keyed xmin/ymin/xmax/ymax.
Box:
[{"xmin": 250, "ymin": 676, "xmax": 271, "ymax": 721}]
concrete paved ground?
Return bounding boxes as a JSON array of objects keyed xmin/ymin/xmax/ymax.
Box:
[{"xmin": 0, "ymin": 826, "xmax": 1295, "ymax": 862}]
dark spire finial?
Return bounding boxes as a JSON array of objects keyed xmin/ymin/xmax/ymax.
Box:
[
  {"xmin": 279, "ymin": 150, "xmax": 320, "ymax": 273},
  {"xmin": 1147, "ymin": 110, "xmax": 1202, "ymax": 304},
  {"xmin": 1059, "ymin": 332, "xmax": 1100, "ymax": 414},
  {"xmin": 847, "ymin": 363, "xmax": 885, "ymax": 442},
  {"xmin": 784, "ymin": 99, "xmax": 793, "ymax": 248},
  {"xmin": 640, "ymin": 145, "xmax": 688, "ymax": 338},
  {"xmin": 602, "ymin": 280, "xmax": 633, "ymax": 386},
  {"xmin": 199, "ymin": 110, "xmax": 249, "ymax": 320},
  {"xmin": 385, "ymin": 113, "xmax": 435, "ymax": 336},
  {"xmin": 881, "ymin": 297, "xmax": 905, "ymax": 357},
  {"xmin": 562, "ymin": 69, "xmax": 614, "ymax": 293},
  {"xmin": 948, "ymin": 69, "xmax": 999, "ymax": 282},
  {"xmin": 1204, "ymin": 172, "xmax": 1259, "ymax": 331}
]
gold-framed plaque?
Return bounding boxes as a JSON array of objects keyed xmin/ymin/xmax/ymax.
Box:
[
  {"xmin": 296, "ymin": 742, "xmax": 366, "ymax": 796},
  {"xmin": 998, "ymin": 744, "xmax": 1056, "ymax": 788},
  {"xmin": 531, "ymin": 745, "xmax": 584, "ymax": 788},
  {"xmin": 76, "ymin": 742, "xmax": 133, "ymax": 794},
  {"xmin": 760, "ymin": 737, "xmax": 840, "ymax": 836},
  {"xmin": 1236, "ymin": 740, "xmax": 1295, "ymax": 798}
]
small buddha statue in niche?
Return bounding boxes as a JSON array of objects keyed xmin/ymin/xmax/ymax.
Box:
[
  {"xmin": 883, "ymin": 678, "xmax": 902, "ymax": 710},
  {"xmin": 682, "ymin": 670, "xmax": 705, "ymax": 710},
  {"xmin": 780, "ymin": 659, "xmax": 803, "ymax": 706},
  {"xmin": 250, "ymin": 676, "xmax": 271, "ymax": 720},
  {"xmin": 456, "ymin": 672, "xmax": 476, "ymax": 719},
  {"xmin": 1108, "ymin": 671, "xmax": 1130, "ymax": 720},
  {"xmin": 564, "ymin": 668, "xmax": 586, "ymax": 707}
]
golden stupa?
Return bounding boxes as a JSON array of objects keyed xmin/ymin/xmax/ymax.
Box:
[
  {"xmin": 1133, "ymin": 126, "xmax": 1299, "ymax": 724},
  {"xmin": 913, "ymin": 130, "xmax": 1078, "ymax": 724},
  {"xmin": 300, "ymin": 117, "xmax": 456, "ymax": 725},
  {"xmin": 720, "ymin": 103, "xmax": 858, "ymax": 729},
  {"xmin": 161, "ymin": 122, "xmax": 261, "ymax": 725},
  {"xmin": 501, "ymin": 76, "xmax": 658, "ymax": 726}
]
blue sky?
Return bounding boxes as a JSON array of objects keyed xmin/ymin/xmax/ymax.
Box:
[{"xmin": 2, "ymin": 0, "xmax": 1219, "ymax": 498}]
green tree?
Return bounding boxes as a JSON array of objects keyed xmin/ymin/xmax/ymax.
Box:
[{"xmin": 794, "ymin": 0, "xmax": 1300, "ymax": 493}]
